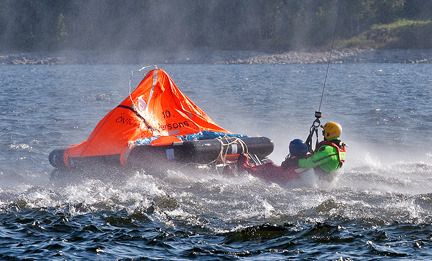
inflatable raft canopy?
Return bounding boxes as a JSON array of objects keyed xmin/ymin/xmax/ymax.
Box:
[{"xmin": 49, "ymin": 68, "xmax": 273, "ymax": 170}]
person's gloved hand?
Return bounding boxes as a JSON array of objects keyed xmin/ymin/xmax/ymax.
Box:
[
  {"xmin": 281, "ymin": 157, "xmax": 297, "ymax": 169},
  {"xmin": 237, "ymin": 153, "xmax": 250, "ymax": 168}
]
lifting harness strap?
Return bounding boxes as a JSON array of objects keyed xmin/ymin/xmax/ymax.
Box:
[{"xmin": 305, "ymin": 111, "xmax": 322, "ymax": 153}]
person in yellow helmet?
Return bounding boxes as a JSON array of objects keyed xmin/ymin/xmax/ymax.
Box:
[
  {"xmin": 298, "ymin": 121, "xmax": 346, "ymax": 175},
  {"xmin": 236, "ymin": 121, "xmax": 345, "ymax": 184}
]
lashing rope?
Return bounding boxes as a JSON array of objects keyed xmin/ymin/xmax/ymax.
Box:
[
  {"xmin": 210, "ymin": 136, "xmax": 249, "ymax": 167},
  {"xmin": 176, "ymin": 137, "xmax": 249, "ymax": 173}
]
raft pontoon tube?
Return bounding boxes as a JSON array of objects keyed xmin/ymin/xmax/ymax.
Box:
[{"xmin": 49, "ymin": 136, "xmax": 274, "ymax": 169}]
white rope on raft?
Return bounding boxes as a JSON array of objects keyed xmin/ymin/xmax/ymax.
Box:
[
  {"xmin": 175, "ymin": 136, "xmax": 249, "ymax": 174},
  {"xmin": 210, "ymin": 136, "xmax": 249, "ymax": 166}
]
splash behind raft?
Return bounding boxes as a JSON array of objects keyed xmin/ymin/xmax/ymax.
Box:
[{"xmin": 49, "ymin": 68, "xmax": 273, "ymax": 171}]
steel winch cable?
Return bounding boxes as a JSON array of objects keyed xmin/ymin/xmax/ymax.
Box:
[
  {"xmin": 307, "ymin": 1, "xmax": 339, "ymax": 152},
  {"xmin": 318, "ymin": 20, "xmax": 338, "ymax": 113}
]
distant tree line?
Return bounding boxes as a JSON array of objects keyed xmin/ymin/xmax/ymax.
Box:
[{"xmin": 0, "ymin": 0, "xmax": 431, "ymax": 52}]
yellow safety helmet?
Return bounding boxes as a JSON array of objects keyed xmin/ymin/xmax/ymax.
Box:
[{"xmin": 322, "ymin": 121, "xmax": 342, "ymax": 140}]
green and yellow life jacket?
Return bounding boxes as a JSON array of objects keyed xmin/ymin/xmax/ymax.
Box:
[{"xmin": 298, "ymin": 139, "xmax": 346, "ymax": 173}]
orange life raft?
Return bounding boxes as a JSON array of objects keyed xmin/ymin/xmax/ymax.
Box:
[{"xmin": 49, "ymin": 68, "xmax": 273, "ymax": 170}]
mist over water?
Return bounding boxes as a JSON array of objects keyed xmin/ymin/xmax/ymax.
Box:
[
  {"xmin": 1, "ymin": 63, "xmax": 432, "ymax": 259},
  {"xmin": 0, "ymin": 1, "xmax": 344, "ymax": 54}
]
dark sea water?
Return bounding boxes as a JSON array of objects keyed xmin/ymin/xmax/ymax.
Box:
[{"xmin": 1, "ymin": 63, "xmax": 432, "ymax": 260}]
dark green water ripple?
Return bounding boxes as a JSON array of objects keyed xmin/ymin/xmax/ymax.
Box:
[{"xmin": 1, "ymin": 207, "xmax": 432, "ymax": 259}]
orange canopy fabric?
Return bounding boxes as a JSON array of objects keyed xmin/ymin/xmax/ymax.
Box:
[{"xmin": 64, "ymin": 69, "xmax": 228, "ymax": 165}]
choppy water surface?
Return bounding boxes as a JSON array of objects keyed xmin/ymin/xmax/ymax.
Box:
[{"xmin": 0, "ymin": 63, "xmax": 431, "ymax": 259}]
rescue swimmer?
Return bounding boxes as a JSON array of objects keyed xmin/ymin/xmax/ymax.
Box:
[{"xmin": 238, "ymin": 121, "xmax": 346, "ymax": 183}]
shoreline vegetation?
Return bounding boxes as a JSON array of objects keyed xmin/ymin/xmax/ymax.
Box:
[
  {"xmin": 2, "ymin": 16, "xmax": 432, "ymax": 65},
  {"xmin": 2, "ymin": 48, "xmax": 432, "ymax": 65},
  {"xmin": 1, "ymin": 1, "xmax": 432, "ymax": 65}
]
